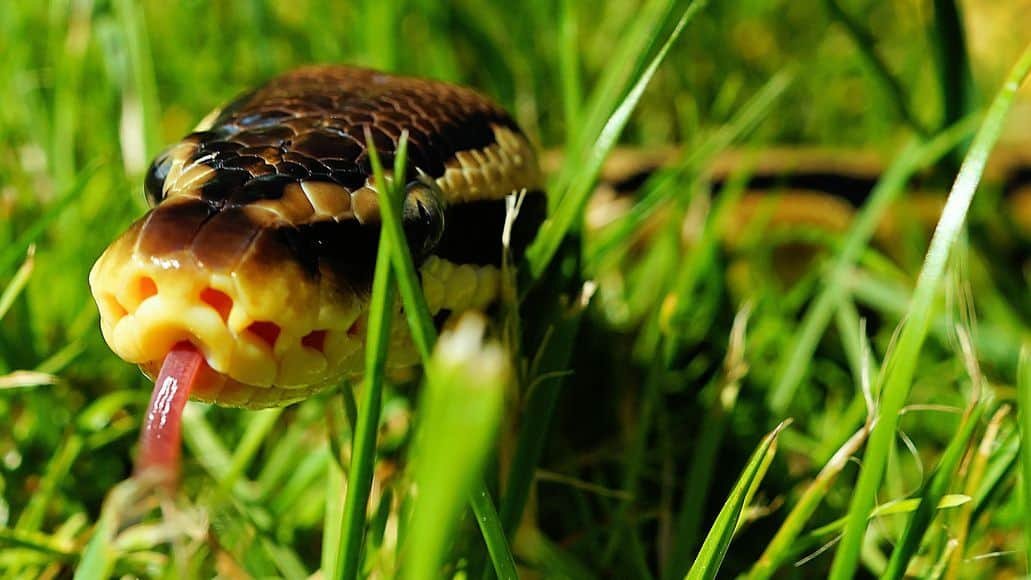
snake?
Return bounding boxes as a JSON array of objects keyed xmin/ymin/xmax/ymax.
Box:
[{"xmin": 89, "ymin": 66, "xmax": 545, "ymax": 480}]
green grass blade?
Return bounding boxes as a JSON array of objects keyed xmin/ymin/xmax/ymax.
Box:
[
  {"xmin": 271, "ymin": 445, "xmax": 330, "ymax": 516},
  {"xmin": 325, "ymin": 131, "xmax": 421, "ymax": 579},
  {"xmin": 469, "ymin": 481, "xmax": 519, "ymax": 580},
  {"xmin": 499, "ymin": 284, "xmax": 591, "ymax": 536},
  {"xmin": 402, "ymin": 315, "xmax": 509, "ymax": 579},
  {"xmin": 368, "ymin": 132, "xmax": 517, "ymax": 578},
  {"xmin": 217, "ymin": 408, "xmax": 284, "ymax": 493},
  {"xmin": 335, "ymin": 232, "xmax": 396, "ymax": 580},
  {"xmin": 828, "ymin": 43, "xmax": 1031, "ymax": 580},
  {"xmin": 747, "ymin": 424, "xmax": 870, "ymax": 580},
  {"xmin": 322, "ymin": 446, "xmax": 348, "ymax": 577},
  {"xmin": 15, "ymin": 432, "xmax": 84, "ymax": 532},
  {"xmin": 552, "ymin": 0, "xmax": 680, "ymax": 195},
  {"xmin": 0, "ymin": 527, "xmax": 74, "ymax": 559},
  {"xmin": 113, "ymin": 0, "xmax": 162, "ymax": 167},
  {"xmin": 882, "ymin": 402, "xmax": 984, "ymax": 579},
  {"xmin": 0, "ymin": 247, "xmax": 34, "ymax": 322},
  {"xmin": 367, "ymin": 131, "xmax": 437, "ymax": 360},
  {"xmin": 970, "ymin": 426, "xmax": 1018, "ymax": 523},
  {"xmin": 558, "ymin": 0, "xmax": 582, "ymax": 145},
  {"xmin": 822, "ymin": 0, "xmax": 930, "ymax": 135},
  {"xmin": 685, "ymin": 420, "xmax": 789, "ymax": 580},
  {"xmin": 1019, "ymin": 347, "xmax": 1031, "ymax": 575},
  {"xmin": 666, "ymin": 301, "xmax": 750, "ymax": 577},
  {"xmin": 944, "ymin": 405, "xmax": 1009, "ymax": 578},
  {"xmin": 525, "ymin": 1, "xmax": 705, "ymax": 280},
  {"xmin": 848, "ymin": 271, "xmax": 1022, "ymax": 375},
  {"xmin": 767, "ymin": 116, "xmax": 978, "ymax": 413},
  {"xmin": 75, "ymin": 481, "xmax": 138, "ymax": 580},
  {"xmin": 930, "ymin": 0, "xmax": 974, "ymax": 137},
  {"xmin": 181, "ymin": 406, "xmax": 233, "ymax": 481},
  {"xmin": 808, "ymin": 495, "xmax": 971, "ymax": 539},
  {"xmin": 361, "ymin": 0, "xmax": 399, "ymax": 71},
  {"xmin": 47, "ymin": 0, "xmax": 90, "ymax": 187},
  {"xmin": 586, "ymin": 69, "xmax": 792, "ymax": 267},
  {"xmin": 261, "ymin": 537, "xmax": 310, "ymax": 580}
]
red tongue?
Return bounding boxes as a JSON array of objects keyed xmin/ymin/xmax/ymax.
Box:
[{"xmin": 135, "ymin": 342, "xmax": 205, "ymax": 487}]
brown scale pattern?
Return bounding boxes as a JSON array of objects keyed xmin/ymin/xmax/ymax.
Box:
[
  {"xmin": 146, "ymin": 65, "xmax": 520, "ymax": 207},
  {"xmin": 139, "ymin": 65, "xmax": 542, "ymax": 290}
]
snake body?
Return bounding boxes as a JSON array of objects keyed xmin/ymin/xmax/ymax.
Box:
[{"xmin": 90, "ymin": 66, "xmax": 544, "ymax": 408}]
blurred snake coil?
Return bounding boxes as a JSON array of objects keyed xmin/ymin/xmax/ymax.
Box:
[{"xmin": 89, "ymin": 65, "xmax": 1031, "ymax": 409}]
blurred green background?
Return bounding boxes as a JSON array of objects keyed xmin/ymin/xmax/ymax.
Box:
[{"xmin": 0, "ymin": 0, "xmax": 1029, "ymax": 577}]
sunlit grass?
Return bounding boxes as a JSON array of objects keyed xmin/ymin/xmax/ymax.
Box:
[
  {"xmin": 0, "ymin": 0, "xmax": 1029, "ymax": 578},
  {"xmin": 830, "ymin": 43, "xmax": 1031, "ymax": 579}
]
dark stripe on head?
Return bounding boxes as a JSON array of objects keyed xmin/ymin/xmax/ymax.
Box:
[
  {"xmin": 432, "ymin": 191, "xmax": 547, "ymax": 266},
  {"xmin": 279, "ymin": 219, "xmax": 381, "ymax": 292}
]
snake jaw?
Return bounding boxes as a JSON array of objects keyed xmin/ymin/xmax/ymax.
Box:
[
  {"xmin": 88, "ymin": 202, "xmax": 381, "ymax": 407},
  {"xmin": 88, "ymin": 202, "xmax": 501, "ymax": 407}
]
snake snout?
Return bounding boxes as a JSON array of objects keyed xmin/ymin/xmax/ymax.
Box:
[{"xmin": 89, "ymin": 198, "xmax": 375, "ymax": 406}]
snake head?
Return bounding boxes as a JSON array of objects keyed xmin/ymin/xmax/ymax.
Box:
[
  {"xmin": 90, "ymin": 65, "xmax": 545, "ymax": 409},
  {"xmin": 89, "ymin": 184, "xmax": 422, "ymax": 408}
]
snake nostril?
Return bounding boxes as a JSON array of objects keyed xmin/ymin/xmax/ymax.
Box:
[
  {"xmin": 200, "ymin": 287, "xmax": 233, "ymax": 322},
  {"xmin": 247, "ymin": 321, "xmax": 281, "ymax": 348},
  {"xmin": 301, "ymin": 330, "xmax": 327, "ymax": 353},
  {"xmin": 138, "ymin": 277, "xmax": 158, "ymax": 301}
]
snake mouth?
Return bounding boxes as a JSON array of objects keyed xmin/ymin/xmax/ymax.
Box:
[
  {"xmin": 89, "ymin": 197, "xmax": 509, "ymax": 408},
  {"xmin": 88, "ymin": 203, "xmax": 388, "ymax": 407}
]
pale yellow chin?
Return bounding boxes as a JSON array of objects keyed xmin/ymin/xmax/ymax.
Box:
[{"xmin": 88, "ymin": 223, "xmax": 373, "ymax": 404}]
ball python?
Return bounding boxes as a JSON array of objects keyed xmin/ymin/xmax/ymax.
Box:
[{"xmin": 89, "ymin": 65, "xmax": 545, "ymax": 479}]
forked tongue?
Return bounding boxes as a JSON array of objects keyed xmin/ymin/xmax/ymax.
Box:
[{"xmin": 135, "ymin": 342, "xmax": 205, "ymax": 488}]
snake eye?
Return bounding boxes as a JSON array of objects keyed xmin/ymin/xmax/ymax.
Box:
[
  {"xmin": 402, "ymin": 181, "xmax": 445, "ymax": 258},
  {"xmin": 144, "ymin": 148, "xmax": 174, "ymax": 206}
]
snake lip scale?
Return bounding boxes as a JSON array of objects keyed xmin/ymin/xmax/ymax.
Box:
[{"xmin": 90, "ymin": 65, "xmax": 546, "ymax": 409}]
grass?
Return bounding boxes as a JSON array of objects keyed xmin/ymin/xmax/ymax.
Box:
[
  {"xmin": 0, "ymin": 0, "xmax": 1030, "ymax": 578},
  {"xmin": 830, "ymin": 43, "xmax": 1031, "ymax": 579}
]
